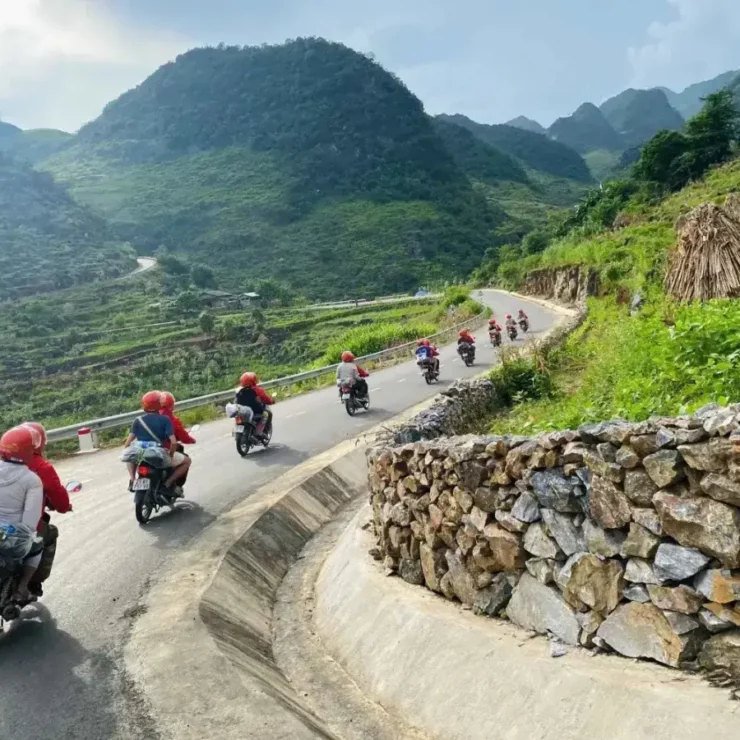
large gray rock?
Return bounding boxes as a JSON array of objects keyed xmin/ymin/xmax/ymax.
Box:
[
  {"xmin": 398, "ymin": 558, "xmax": 424, "ymax": 586},
  {"xmin": 631, "ymin": 435, "xmax": 659, "ymax": 457},
  {"xmin": 647, "ymin": 584, "xmax": 704, "ymax": 614},
  {"xmin": 541, "ymin": 509, "xmax": 584, "ymax": 556},
  {"xmin": 560, "ymin": 553, "xmax": 624, "ymax": 616},
  {"xmin": 625, "ymin": 558, "xmax": 662, "ymax": 585},
  {"xmin": 654, "ymin": 492, "xmax": 740, "ymax": 567},
  {"xmin": 582, "ymin": 518, "xmax": 625, "ymax": 558},
  {"xmin": 623, "ymin": 469, "xmax": 658, "ymax": 507},
  {"xmin": 678, "ymin": 438, "xmax": 733, "ymax": 472},
  {"xmin": 596, "ymin": 602, "xmax": 706, "ymax": 667},
  {"xmin": 621, "ymin": 522, "xmax": 660, "ymax": 559},
  {"xmin": 583, "ymin": 451, "xmax": 623, "ymax": 484},
  {"xmin": 483, "ymin": 524, "xmax": 527, "ymax": 572},
  {"xmin": 473, "ymin": 573, "xmax": 514, "ymax": 617},
  {"xmin": 530, "ymin": 471, "xmax": 581, "ymax": 513},
  {"xmin": 700, "ymin": 473, "xmax": 740, "ymax": 508},
  {"xmin": 506, "ymin": 572, "xmax": 581, "ymax": 645},
  {"xmin": 703, "ymin": 409, "xmax": 736, "ymax": 437},
  {"xmin": 523, "ymin": 522, "xmax": 562, "ymax": 560},
  {"xmin": 615, "ymin": 446, "xmax": 641, "ymax": 469},
  {"xmin": 588, "ymin": 475, "xmax": 632, "ymax": 529},
  {"xmin": 653, "ymin": 543, "xmax": 711, "ymax": 582},
  {"xmin": 698, "ymin": 608, "xmax": 735, "ymax": 634},
  {"xmin": 494, "ymin": 509, "xmax": 529, "ymax": 534},
  {"xmin": 642, "ymin": 450, "xmax": 685, "ymax": 489},
  {"xmin": 510, "ymin": 491, "xmax": 541, "ymax": 522},
  {"xmin": 694, "ymin": 568, "xmax": 740, "ymax": 604},
  {"xmin": 662, "ymin": 611, "xmax": 701, "ymax": 635},
  {"xmin": 444, "ymin": 549, "xmax": 477, "ymax": 606}
]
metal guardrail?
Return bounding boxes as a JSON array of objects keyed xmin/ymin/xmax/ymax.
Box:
[{"xmin": 46, "ymin": 310, "xmax": 486, "ymax": 444}]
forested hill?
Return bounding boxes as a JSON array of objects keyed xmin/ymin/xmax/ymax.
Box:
[
  {"xmin": 45, "ymin": 39, "xmax": 508, "ymax": 298},
  {"xmin": 436, "ymin": 113, "xmax": 593, "ymax": 183},
  {"xmin": 0, "ymin": 154, "xmax": 136, "ymax": 299}
]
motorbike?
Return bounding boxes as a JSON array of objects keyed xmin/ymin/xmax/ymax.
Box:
[
  {"xmin": 519, "ymin": 317, "xmax": 529, "ymax": 333},
  {"xmin": 458, "ymin": 342, "xmax": 475, "ymax": 367},
  {"xmin": 507, "ymin": 324, "xmax": 518, "ymax": 341},
  {"xmin": 489, "ymin": 329, "xmax": 502, "ymax": 347},
  {"xmin": 338, "ymin": 379, "xmax": 370, "ymax": 417},
  {"xmin": 0, "ymin": 480, "xmax": 82, "ymax": 631},
  {"xmin": 234, "ymin": 407, "xmax": 272, "ymax": 457},
  {"xmin": 417, "ymin": 357, "xmax": 439, "ymax": 384}
]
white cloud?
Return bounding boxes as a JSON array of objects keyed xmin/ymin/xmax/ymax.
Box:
[
  {"xmin": 0, "ymin": 0, "xmax": 190, "ymax": 129},
  {"xmin": 628, "ymin": 0, "xmax": 740, "ymax": 90}
]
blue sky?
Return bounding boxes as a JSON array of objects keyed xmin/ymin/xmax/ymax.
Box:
[{"xmin": 2, "ymin": 0, "xmax": 739, "ymax": 131}]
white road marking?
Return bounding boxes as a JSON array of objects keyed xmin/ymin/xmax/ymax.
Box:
[
  {"xmin": 371, "ymin": 387, "xmax": 381, "ymax": 392},
  {"xmin": 397, "ymin": 378, "xmax": 406, "ymax": 384},
  {"xmin": 285, "ymin": 411, "xmax": 306, "ymax": 419}
]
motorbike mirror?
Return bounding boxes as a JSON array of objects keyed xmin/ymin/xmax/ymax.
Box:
[
  {"xmin": 65, "ymin": 480, "xmax": 83, "ymax": 494},
  {"xmin": 189, "ymin": 424, "xmax": 201, "ymax": 433}
]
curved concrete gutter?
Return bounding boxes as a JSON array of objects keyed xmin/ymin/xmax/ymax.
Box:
[{"xmin": 314, "ymin": 509, "xmax": 740, "ymax": 740}]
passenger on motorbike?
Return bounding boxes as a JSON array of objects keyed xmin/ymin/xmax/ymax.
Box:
[
  {"xmin": 22, "ymin": 422, "xmax": 71, "ymax": 597},
  {"xmin": 488, "ymin": 317, "xmax": 502, "ymax": 332},
  {"xmin": 518, "ymin": 309, "xmax": 528, "ymax": 322},
  {"xmin": 415, "ymin": 339, "xmax": 440, "ymax": 373},
  {"xmin": 505, "ymin": 314, "xmax": 517, "ymax": 330},
  {"xmin": 336, "ymin": 351, "xmax": 369, "ymax": 400},
  {"xmin": 159, "ymin": 392, "xmax": 195, "ymax": 487},
  {"xmin": 123, "ymin": 392, "xmax": 188, "ymax": 495},
  {"xmin": 0, "ymin": 426, "xmax": 44, "ymax": 601},
  {"xmin": 235, "ymin": 373, "xmax": 274, "ymax": 439},
  {"xmin": 457, "ymin": 329, "xmax": 476, "ymax": 361}
]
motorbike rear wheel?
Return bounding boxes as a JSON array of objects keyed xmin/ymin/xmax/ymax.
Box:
[
  {"xmin": 135, "ymin": 488, "xmax": 155, "ymax": 524},
  {"xmin": 236, "ymin": 428, "xmax": 253, "ymax": 457},
  {"xmin": 345, "ymin": 398, "xmax": 357, "ymax": 416}
]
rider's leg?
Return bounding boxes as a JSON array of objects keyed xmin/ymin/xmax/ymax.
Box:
[{"xmin": 165, "ymin": 452, "xmax": 191, "ymax": 488}]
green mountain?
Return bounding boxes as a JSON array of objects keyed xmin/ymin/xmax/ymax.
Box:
[
  {"xmin": 437, "ymin": 114, "xmax": 593, "ymax": 183},
  {"xmin": 505, "ymin": 116, "xmax": 547, "ymax": 136},
  {"xmin": 600, "ymin": 88, "xmax": 683, "ymax": 148},
  {"xmin": 548, "ymin": 103, "xmax": 624, "ymax": 154},
  {"xmin": 0, "ymin": 121, "xmax": 21, "ymax": 140},
  {"xmin": 432, "ymin": 119, "xmax": 529, "ymax": 184},
  {"xmin": 661, "ymin": 70, "xmax": 738, "ymax": 119},
  {"xmin": 0, "ymin": 153, "xmax": 136, "ymax": 300},
  {"xmin": 42, "ymin": 39, "xmax": 508, "ymax": 299}
]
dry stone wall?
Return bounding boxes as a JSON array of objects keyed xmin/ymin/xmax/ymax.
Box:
[
  {"xmin": 368, "ymin": 403, "xmax": 740, "ymax": 674},
  {"xmin": 520, "ymin": 265, "xmax": 598, "ymax": 303}
]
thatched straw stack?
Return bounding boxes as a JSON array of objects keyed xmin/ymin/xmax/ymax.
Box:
[{"xmin": 665, "ymin": 200, "xmax": 740, "ymax": 302}]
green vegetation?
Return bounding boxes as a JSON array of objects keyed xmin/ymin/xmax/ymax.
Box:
[
  {"xmin": 505, "ymin": 116, "xmax": 547, "ymax": 136},
  {"xmin": 0, "ymin": 276, "xmax": 455, "ymax": 431},
  {"xmin": 41, "ymin": 39, "xmax": 507, "ymax": 299},
  {"xmin": 0, "ymin": 153, "xmax": 136, "ymax": 299},
  {"xmin": 487, "ymin": 93, "xmax": 740, "ymax": 434},
  {"xmin": 583, "ymin": 150, "xmax": 622, "ymax": 182},
  {"xmin": 0, "ymin": 128, "xmax": 73, "ymax": 163}
]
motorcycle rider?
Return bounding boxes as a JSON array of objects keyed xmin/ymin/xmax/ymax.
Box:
[
  {"xmin": 22, "ymin": 422, "xmax": 71, "ymax": 597},
  {"xmin": 123, "ymin": 391, "xmax": 188, "ymax": 495},
  {"xmin": 336, "ymin": 351, "xmax": 369, "ymax": 400},
  {"xmin": 159, "ymin": 392, "xmax": 195, "ymax": 486},
  {"xmin": 505, "ymin": 313, "xmax": 518, "ymax": 335},
  {"xmin": 518, "ymin": 309, "xmax": 529, "ymax": 330},
  {"xmin": 0, "ymin": 426, "xmax": 44, "ymax": 601},
  {"xmin": 235, "ymin": 373, "xmax": 274, "ymax": 439},
  {"xmin": 415, "ymin": 338, "xmax": 440, "ymax": 374},
  {"xmin": 457, "ymin": 328, "xmax": 476, "ymax": 359}
]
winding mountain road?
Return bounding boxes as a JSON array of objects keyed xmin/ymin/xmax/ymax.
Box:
[{"xmin": 0, "ymin": 290, "xmax": 561, "ymax": 740}]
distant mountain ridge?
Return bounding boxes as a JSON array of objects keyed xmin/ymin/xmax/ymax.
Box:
[
  {"xmin": 505, "ymin": 116, "xmax": 547, "ymax": 135},
  {"xmin": 548, "ymin": 103, "xmax": 624, "ymax": 154}
]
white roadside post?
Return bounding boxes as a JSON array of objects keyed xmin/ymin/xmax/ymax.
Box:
[{"xmin": 76, "ymin": 427, "xmax": 99, "ymax": 454}]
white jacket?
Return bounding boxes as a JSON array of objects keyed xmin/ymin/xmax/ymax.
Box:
[
  {"xmin": 0, "ymin": 461, "xmax": 44, "ymax": 529},
  {"xmin": 336, "ymin": 361, "xmax": 363, "ymax": 384}
]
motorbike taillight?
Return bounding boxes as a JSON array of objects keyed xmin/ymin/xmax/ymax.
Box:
[
  {"xmin": 236, "ymin": 416, "xmax": 243, "ymax": 424},
  {"xmin": 138, "ymin": 465, "xmax": 151, "ymax": 476}
]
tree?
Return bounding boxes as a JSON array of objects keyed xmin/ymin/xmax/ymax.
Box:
[
  {"xmin": 634, "ymin": 130, "xmax": 691, "ymax": 190},
  {"xmin": 159, "ymin": 253, "xmax": 189, "ymax": 275},
  {"xmin": 521, "ymin": 229, "xmax": 550, "ymax": 256},
  {"xmin": 684, "ymin": 89, "xmax": 739, "ymax": 176},
  {"xmin": 174, "ymin": 290, "xmax": 202, "ymax": 314},
  {"xmin": 199, "ymin": 310, "xmax": 216, "ymax": 334},
  {"xmin": 191, "ymin": 264, "xmax": 217, "ymax": 289}
]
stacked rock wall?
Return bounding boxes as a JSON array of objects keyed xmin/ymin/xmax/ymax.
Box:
[
  {"xmin": 368, "ymin": 404, "xmax": 740, "ymax": 670},
  {"xmin": 520, "ymin": 265, "xmax": 598, "ymax": 303}
]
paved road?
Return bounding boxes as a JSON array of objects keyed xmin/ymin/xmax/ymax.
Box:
[
  {"xmin": 0, "ymin": 291, "xmax": 559, "ymax": 740},
  {"xmin": 302, "ymin": 293, "xmax": 439, "ymax": 311}
]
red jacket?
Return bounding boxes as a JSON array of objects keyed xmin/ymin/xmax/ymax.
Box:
[
  {"xmin": 160, "ymin": 408, "xmax": 197, "ymax": 444},
  {"xmin": 356, "ymin": 365, "xmax": 369, "ymax": 378},
  {"xmin": 27, "ymin": 455, "xmax": 72, "ymax": 530}
]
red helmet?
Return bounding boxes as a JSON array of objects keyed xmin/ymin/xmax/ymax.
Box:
[
  {"xmin": 341, "ymin": 351, "xmax": 355, "ymax": 362},
  {"xmin": 506, "ymin": 314, "xmax": 512, "ymax": 319},
  {"xmin": 141, "ymin": 391, "xmax": 162, "ymax": 412},
  {"xmin": 240, "ymin": 372, "xmax": 258, "ymax": 387},
  {"xmin": 417, "ymin": 339, "xmax": 425, "ymax": 347},
  {"xmin": 0, "ymin": 426, "xmax": 39, "ymax": 465},
  {"xmin": 488, "ymin": 317, "xmax": 496, "ymax": 324},
  {"xmin": 458, "ymin": 329, "xmax": 466, "ymax": 337},
  {"xmin": 160, "ymin": 392, "xmax": 176, "ymax": 410},
  {"xmin": 422, "ymin": 338, "xmax": 431, "ymax": 347},
  {"xmin": 21, "ymin": 422, "xmax": 47, "ymax": 453}
]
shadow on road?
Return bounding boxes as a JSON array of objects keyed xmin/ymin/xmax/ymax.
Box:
[
  {"xmin": 0, "ymin": 604, "xmax": 120, "ymax": 739},
  {"xmin": 136, "ymin": 500, "xmax": 217, "ymax": 550}
]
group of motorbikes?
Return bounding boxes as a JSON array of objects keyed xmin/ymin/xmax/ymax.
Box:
[{"xmin": 489, "ymin": 316, "xmax": 529, "ymax": 346}]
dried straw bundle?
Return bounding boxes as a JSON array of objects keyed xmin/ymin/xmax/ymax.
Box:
[{"xmin": 665, "ymin": 201, "xmax": 740, "ymax": 302}]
